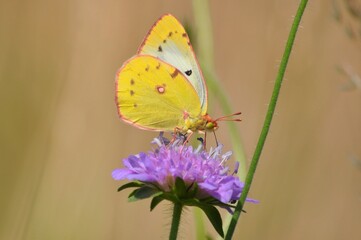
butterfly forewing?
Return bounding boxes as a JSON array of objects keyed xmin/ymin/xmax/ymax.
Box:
[
  {"xmin": 138, "ymin": 14, "xmax": 208, "ymax": 114},
  {"xmin": 116, "ymin": 55, "xmax": 203, "ymax": 131}
]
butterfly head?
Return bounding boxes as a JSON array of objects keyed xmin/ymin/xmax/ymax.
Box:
[
  {"xmin": 203, "ymin": 114, "xmax": 219, "ymax": 131},
  {"xmin": 203, "ymin": 112, "xmax": 243, "ymax": 131}
]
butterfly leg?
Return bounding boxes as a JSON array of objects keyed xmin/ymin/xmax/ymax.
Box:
[
  {"xmin": 205, "ymin": 131, "xmax": 208, "ymax": 149},
  {"xmin": 212, "ymin": 130, "xmax": 219, "ymax": 147},
  {"xmin": 196, "ymin": 131, "xmax": 207, "ymax": 150},
  {"xmin": 178, "ymin": 131, "xmax": 194, "ymax": 152},
  {"xmin": 184, "ymin": 131, "xmax": 194, "ymax": 145},
  {"xmin": 196, "ymin": 132, "xmax": 207, "ymax": 150},
  {"xmin": 169, "ymin": 127, "xmax": 183, "ymax": 146}
]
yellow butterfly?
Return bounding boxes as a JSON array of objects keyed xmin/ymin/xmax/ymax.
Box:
[{"xmin": 115, "ymin": 14, "xmax": 239, "ymax": 135}]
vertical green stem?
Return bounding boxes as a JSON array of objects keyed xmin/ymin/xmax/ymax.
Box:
[
  {"xmin": 192, "ymin": 1, "xmax": 248, "ymax": 238},
  {"xmin": 192, "ymin": 0, "xmax": 247, "ymax": 180},
  {"xmin": 225, "ymin": 0, "xmax": 309, "ymax": 239},
  {"xmin": 169, "ymin": 203, "xmax": 183, "ymax": 240}
]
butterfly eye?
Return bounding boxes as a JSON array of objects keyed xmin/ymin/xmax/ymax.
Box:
[{"xmin": 185, "ymin": 70, "xmax": 192, "ymax": 76}]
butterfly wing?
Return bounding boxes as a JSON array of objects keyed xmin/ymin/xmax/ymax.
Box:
[
  {"xmin": 137, "ymin": 14, "xmax": 208, "ymax": 115},
  {"xmin": 116, "ymin": 55, "xmax": 203, "ymax": 132}
]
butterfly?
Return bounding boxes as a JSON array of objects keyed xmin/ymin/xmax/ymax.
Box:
[{"xmin": 115, "ymin": 14, "xmax": 240, "ymax": 136}]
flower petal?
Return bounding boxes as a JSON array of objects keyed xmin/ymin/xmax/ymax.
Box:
[{"xmin": 113, "ymin": 135, "xmax": 258, "ymax": 205}]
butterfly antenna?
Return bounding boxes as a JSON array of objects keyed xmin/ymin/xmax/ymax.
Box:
[{"xmin": 215, "ymin": 112, "xmax": 242, "ymax": 122}]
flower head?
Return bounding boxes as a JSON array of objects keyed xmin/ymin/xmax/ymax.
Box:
[{"xmin": 113, "ymin": 134, "xmax": 258, "ymax": 208}]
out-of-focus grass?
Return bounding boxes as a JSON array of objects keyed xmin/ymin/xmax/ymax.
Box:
[{"xmin": 0, "ymin": 2, "xmax": 70, "ymax": 239}]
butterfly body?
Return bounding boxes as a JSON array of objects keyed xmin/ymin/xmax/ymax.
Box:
[
  {"xmin": 116, "ymin": 14, "xmax": 219, "ymax": 134},
  {"xmin": 183, "ymin": 114, "xmax": 218, "ymax": 133}
]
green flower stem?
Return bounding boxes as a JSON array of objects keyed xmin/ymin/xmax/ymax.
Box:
[
  {"xmin": 192, "ymin": 0, "xmax": 247, "ymax": 180},
  {"xmin": 225, "ymin": 0, "xmax": 309, "ymax": 239},
  {"xmin": 202, "ymin": 68, "xmax": 248, "ymax": 179},
  {"xmin": 192, "ymin": 1, "xmax": 248, "ymax": 239},
  {"xmin": 169, "ymin": 203, "xmax": 183, "ymax": 240}
]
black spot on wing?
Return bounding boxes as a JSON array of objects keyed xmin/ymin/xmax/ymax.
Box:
[
  {"xmin": 158, "ymin": 45, "xmax": 162, "ymax": 52},
  {"xmin": 185, "ymin": 70, "xmax": 192, "ymax": 76}
]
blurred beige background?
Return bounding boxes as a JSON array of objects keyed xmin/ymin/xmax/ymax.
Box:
[{"xmin": 1, "ymin": 0, "xmax": 360, "ymax": 239}]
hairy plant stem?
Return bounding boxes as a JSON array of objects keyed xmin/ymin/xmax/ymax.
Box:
[{"xmin": 169, "ymin": 203, "xmax": 183, "ymax": 240}]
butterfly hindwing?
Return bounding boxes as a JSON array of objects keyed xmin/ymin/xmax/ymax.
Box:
[
  {"xmin": 138, "ymin": 14, "xmax": 208, "ymax": 114},
  {"xmin": 116, "ymin": 55, "xmax": 202, "ymax": 131}
]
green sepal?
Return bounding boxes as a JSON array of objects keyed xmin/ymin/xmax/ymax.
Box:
[
  {"xmin": 128, "ymin": 186, "xmax": 162, "ymax": 202},
  {"xmin": 187, "ymin": 182, "xmax": 198, "ymax": 198},
  {"xmin": 117, "ymin": 181, "xmax": 144, "ymax": 192},
  {"xmin": 184, "ymin": 199, "xmax": 224, "ymax": 238},
  {"xmin": 161, "ymin": 192, "xmax": 180, "ymax": 203},
  {"xmin": 150, "ymin": 195, "xmax": 165, "ymax": 211},
  {"xmin": 174, "ymin": 177, "xmax": 187, "ymax": 198},
  {"xmin": 200, "ymin": 197, "xmax": 237, "ymax": 209}
]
